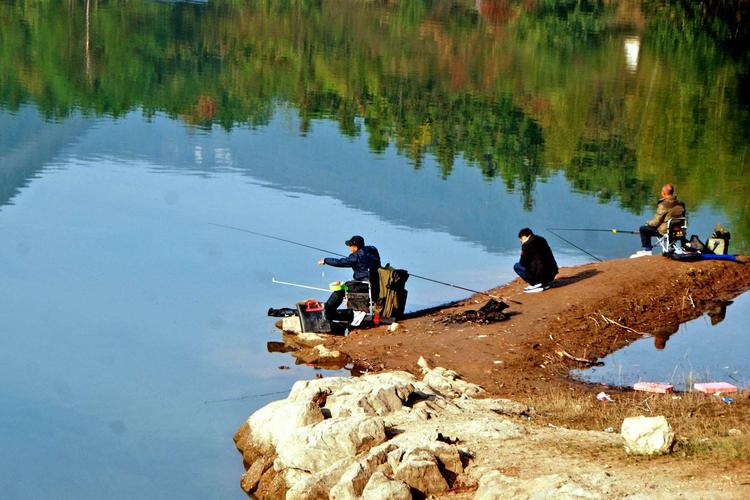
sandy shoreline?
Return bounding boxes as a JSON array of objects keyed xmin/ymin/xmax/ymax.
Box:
[{"xmin": 326, "ymin": 256, "xmax": 750, "ymax": 397}]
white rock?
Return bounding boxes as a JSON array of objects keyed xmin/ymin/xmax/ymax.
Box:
[
  {"xmin": 329, "ymin": 444, "xmax": 394, "ymax": 499},
  {"xmin": 313, "ymin": 344, "xmax": 341, "ymax": 357},
  {"xmin": 276, "ymin": 416, "xmax": 387, "ymax": 471},
  {"xmin": 326, "ymin": 382, "xmax": 413, "ymax": 417},
  {"xmin": 621, "ymin": 415, "xmax": 674, "ymax": 455},
  {"xmin": 281, "ymin": 316, "xmax": 302, "ymax": 333},
  {"xmin": 361, "ymin": 470, "xmax": 412, "ymax": 500},
  {"xmin": 394, "ymin": 455, "xmax": 449, "ymax": 494},
  {"xmin": 388, "ymin": 322, "xmax": 400, "ymax": 332},
  {"xmin": 246, "ymin": 400, "xmax": 324, "ymax": 449},
  {"xmin": 418, "ymin": 356, "xmax": 484, "ymax": 398}
]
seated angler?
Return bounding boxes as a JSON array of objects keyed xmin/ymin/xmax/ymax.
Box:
[
  {"xmin": 317, "ymin": 235, "xmax": 381, "ymax": 318},
  {"xmin": 514, "ymin": 228, "xmax": 559, "ymax": 293},
  {"xmin": 630, "ymin": 183, "xmax": 686, "ymax": 258}
]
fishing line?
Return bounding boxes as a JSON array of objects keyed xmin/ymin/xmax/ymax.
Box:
[
  {"xmin": 546, "ymin": 228, "xmax": 603, "ymax": 263},
  {"xmin": 547, "ymin": 227, "xmax": 639, "ymax": 235},
  {"xmin": 209, "ymin": 222, "xmax": 522, "ymax": 305},
  {"xmin": 203, "ymin": 389, "xmax": 291, "ymax": 405}
]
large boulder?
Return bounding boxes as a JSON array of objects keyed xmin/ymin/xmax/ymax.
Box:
[
  {"xmin": 621, "ymin": 415, "xmax": 675, "ymax": 455},
  {"xmin": 276, "ymin": 416, "xmax": 387, "ymax": 471}
]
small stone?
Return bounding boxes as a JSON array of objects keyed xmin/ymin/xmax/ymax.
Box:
[
  {"xmin": 388, "ymin": 323, "xmax": 400, "ymax": 332},
  {"xmin": 728, "ymin": 428, "xmax": 742, "ymax": 436}
]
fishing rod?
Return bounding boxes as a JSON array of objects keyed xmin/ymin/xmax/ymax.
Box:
[
  {"xmin": 208, "ymin": 222, "xmax": 347, "ymax": 257},
  {"xmin": 406, "ymin": 273, "xmax": 522, "ymax": 305},
  {"xmin": 546, "ymin": 228, "xmax": 603, "ymax": 263},
  {"xmin": 271, "ymin": 278, "xmax": 329, "ymax": 293},
  {"xmin": 547, "ymin": 227, "xmax": 639, "ymax": 235},
  {"xmin": 210, "ymin": 222, "xmax": 522, "ymax": 305}
]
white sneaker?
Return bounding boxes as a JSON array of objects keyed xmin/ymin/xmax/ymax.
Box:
[
  {"xmin": 524, "ymin": 283, "xmax": 544, "ymax": 293},
  {"xmin": 629, "ymin": 250, "xmax": 652, "ymax": 259}
]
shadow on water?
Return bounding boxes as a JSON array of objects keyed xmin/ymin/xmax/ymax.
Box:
[{"xmin": 572, "ymin": 293, "xmax": 750, "ymax": 391}]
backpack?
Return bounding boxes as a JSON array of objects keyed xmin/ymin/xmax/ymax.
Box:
[{"xmin": 374, "ymin": 265, "xmax": 409, "ymax": 319}]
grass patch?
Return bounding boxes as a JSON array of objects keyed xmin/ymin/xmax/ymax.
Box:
[{"xmin": 517, "ymin": 386, "xmax": 749, "ymax": 462}]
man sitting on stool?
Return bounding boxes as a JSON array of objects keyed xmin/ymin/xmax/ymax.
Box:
[
  {"xmin": 631, "ymin": 183, "xmax": 686, "ymax": 258},
  {"xmin": 318, "ymin": 235, "xmax": 381, "ymax": 319},
  {"xmin": 514, "ymin": 228, "xmax": 558, "ymax": 293}
]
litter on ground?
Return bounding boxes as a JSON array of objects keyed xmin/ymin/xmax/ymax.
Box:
[{"xmin": 693, "ymin": 382, "xmax": 737, "ymax": 394}]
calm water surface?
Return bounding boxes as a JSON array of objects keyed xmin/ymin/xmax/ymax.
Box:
[
  {"xmin": 1, "ymin": 1, "xmax": 748, "ymax": 498},
  {"xmin": 573, "ymin": 292, "xmax": 750, "ymax": 391}
]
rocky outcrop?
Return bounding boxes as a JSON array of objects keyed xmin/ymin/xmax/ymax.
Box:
[
  {"xmin": 233, "ymin": 362, "xmax": 652, "ymax": 499},
  {"xmin": 234, "ymin": 362, "xmax": 501, "ymax": 498}
]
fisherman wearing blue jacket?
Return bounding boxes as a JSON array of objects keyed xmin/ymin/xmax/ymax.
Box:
[{"xmin": 318, "ymin": 235, "xmax": 381, "ymax": 318}]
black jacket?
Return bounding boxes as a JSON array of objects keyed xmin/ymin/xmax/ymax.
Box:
[
  {"xmin": 324, "ymin": 246, "xmax": 381, "ymax": 281},
  {"xmin": 520, "ymin": 235, "xmax": 558, "ymax": 285}
]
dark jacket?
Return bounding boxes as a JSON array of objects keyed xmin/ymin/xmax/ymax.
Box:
[
  {"xmin": 646, "ymin": 195, "xmax": 686, "ymax": 234},
  {"xmin": 520, "ymin": 235, "xmax": 558, "ymax": 285},
  {"xmin": 324, "ymin": 246, "xmax": 381, "ymax": 281}
]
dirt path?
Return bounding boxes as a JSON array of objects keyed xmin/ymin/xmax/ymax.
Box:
[{"xmin": 329, "ymin": 256, "xmax": 750, "ymax": 397}]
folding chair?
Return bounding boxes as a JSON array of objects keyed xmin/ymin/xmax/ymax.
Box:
[{"xmin": 655, "ymin": 217, "xmax": 687, "ymax": 254}]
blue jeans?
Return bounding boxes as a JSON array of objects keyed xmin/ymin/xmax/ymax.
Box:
[{"xmin": 514, "ymin": 262, "xmax": 531, "ymax": 284}]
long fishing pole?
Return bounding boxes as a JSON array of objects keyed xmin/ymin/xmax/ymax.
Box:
[
  {"xmin": 406, "ymin": 272, "xmax": 522, "ymax": 305},
  {"xmin": 547, "ymin": 227, "xmax": 639, "ymax": 235},
  {"xmin": 546, "ymin": 228, "xmax": 603, "ymax": 263},
  {"xmin": 271, "ymin": 278, "xmax": 329, "ymax": 293},
  {"xmin": 210, "ymin": 222, "xmax": 521, "ymax": 305},
  {"xmin": 208, "ymin": 222, "xmax": 347, "ymax": 257}
]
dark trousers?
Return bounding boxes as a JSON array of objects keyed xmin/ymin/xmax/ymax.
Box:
[
  {"xmin": 325, "ymin": 289, "xmax": 346, "ymax": 318},
  {"xmin": 513, "ymin": 262, "xmax": 531, "ymax": 284},
  {"xmin": 639, "ymin": 225, "xmax": 661, "ymax": 249}
]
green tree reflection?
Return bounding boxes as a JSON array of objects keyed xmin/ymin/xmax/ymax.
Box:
[{"xmin": 0, "ymin": 0, "xmax": 748, "ymax": 249}]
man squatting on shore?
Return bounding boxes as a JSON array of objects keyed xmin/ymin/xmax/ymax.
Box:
[{"xmin": 514, "ymin": 228, "xmax": 559, "ymax": 293}]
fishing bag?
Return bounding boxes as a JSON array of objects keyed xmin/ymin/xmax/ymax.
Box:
[
  {"xmin": 374, "ymin": 265, "xmax": 409, "ymax": 320},
  {"xmin": 684, "ymin": 235, "xmax": 708, "ymax": 253},
  {"xmin": 707, "ymin": 225, "xmax": 730, "ymax": 255}
]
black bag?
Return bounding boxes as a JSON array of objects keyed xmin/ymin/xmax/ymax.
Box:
[{"xmin": 685, "ymin": 234, "xmax": 708, "ymax": 253}]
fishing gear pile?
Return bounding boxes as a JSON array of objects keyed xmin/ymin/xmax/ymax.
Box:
[{"xmin": 438, "ymin": 298, "xmax": 510, "ymax": 325}]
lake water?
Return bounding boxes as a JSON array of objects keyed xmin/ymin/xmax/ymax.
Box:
[
  {"xmin": 1, "ymin": 1, "xmax": 748, "ymax": 498},
  {"xmin": 572, "ymin": 292, "xmax": 750, "ymax": 391}
]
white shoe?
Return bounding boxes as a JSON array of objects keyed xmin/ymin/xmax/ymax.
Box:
[
  {"xmin": 524, "ymin": 283, "xmax": 544, "ymax": 293},
  {"xmin": 629, "ymin": 250, "xmax": 652, "ymax": 258}
]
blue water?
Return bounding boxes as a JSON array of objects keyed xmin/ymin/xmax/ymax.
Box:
[{"xmin": 573, "ymin": 292, "xmax": 750, "ymax": 391}]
